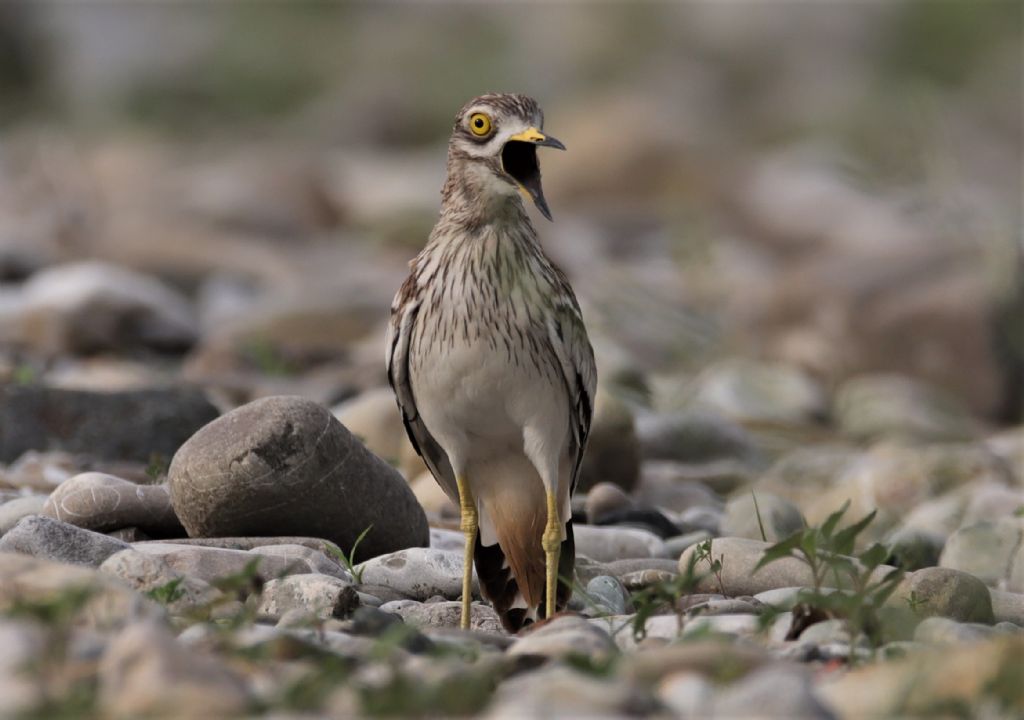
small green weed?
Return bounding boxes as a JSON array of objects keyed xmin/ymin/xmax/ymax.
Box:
[
  {"xmin": 628, "ymin": 538, "xmax": 720, "ymax": 642},
  {"xmin": 145, "ymin": 577, "xmax": 186, "ymax": 605},
  {"xmin": 754, "ymin": 501, "xmax": 905, "ymax": 662},
  {"xmin": 330, "ymin": 525, "xmax": 373, "ymax": 583}
]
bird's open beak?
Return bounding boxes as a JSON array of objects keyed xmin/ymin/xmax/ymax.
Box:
[{"xmin": 502, "ymin": 127, "xmax": 565, "ymax": 221}]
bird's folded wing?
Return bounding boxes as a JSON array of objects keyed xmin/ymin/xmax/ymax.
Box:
[
  {"xmin": 386, "ymin": 281, "xmax": 457, "ymax": 499},
  {"xmin": 546, "ymin": 297, "xmax": 597, "ymax": 492}
]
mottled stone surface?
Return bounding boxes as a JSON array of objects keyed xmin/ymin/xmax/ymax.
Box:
[
  {"xmin": 0, "ymin": 515, "xmax": 130, "ymax": 567},
  {"xmin": 168, "ymin": 396, "xmax": 428, "ymax": 558},
  {"xmin": 357, "ymin": 548, "xmax": 477, "ymax": 600},
  {"xmin": 43, "ymin": 472, "xmax": 184, "ymax": 537}
]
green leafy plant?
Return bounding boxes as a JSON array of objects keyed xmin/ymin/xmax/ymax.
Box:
[
  {"xmin": 145, "ymin": 453, "xmax": 169, "ymax": 482},
  {"xmin": 145, "ymin": 577, "xmax": 186, "ymax": 605},
  {"xmin": 627, "ymin": 538, "xmax": 721, "ymax": 642},
  {"xmin": 754, "ymin": 501, "xmax": 906, "ymax": 662},
  {"xmin": 330, "ymin": 525, "xmax": 373, "ymax": 583}
]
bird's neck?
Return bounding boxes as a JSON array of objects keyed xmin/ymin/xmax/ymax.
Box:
[{"xmin": 438, "ymin": 161, "xmax": 535, "ymax": 239}]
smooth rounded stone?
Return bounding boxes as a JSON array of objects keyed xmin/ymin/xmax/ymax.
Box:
[
  {"xmin": 486, "ymin": 665, "xmax": 646, "ymax": 719},
  {"xmin": 0, "ymin": 385, "xmax": 220, "ymax": 464},
  {"xmin": 594, "ymin": 613, "xmax": 686, "ymax": 649},
  {"xmin": 0, "ymin": 552, "xmax": 162, "ymax": 631},
  {"xmin": 801, "ymin": 443, "xmax": 961, "ymax": 539},
  {"xmin": 754, "ymin": 586, "xmax": 816, "ymax": 611},
  {"xmin": 819, "ymin": 635, "xmax": 1024, "ymax": 717},
  {"xmin": 894, "ymin": 567, "xmax": 995, "ymax": 623},
  {"xmin": 623, "ymin": 639, "xmax": 772, "ymax": 683},
  {"xmin": 686, "ymin": 597, "xmax": 763, "ymax": 616},
  {"xmin": 42, "ymin": 472, "xmax": 184, "ymax": 537},
  {"xmin": 711, "ymin": 666, "xmax": 835, "ymax": 720},
  {"xmin": 576, "ymin": 390, "xmax": 641, "ymax": 492},
  {"xmin": 0, "ymin": 450, "xmax": 79, "ymax": 493},
  {"xmin": 691, "ymin": 359, "xmax": 827, "ymax": 426},
  {"xmin": 0, "ymin": 620, "xmax": 46, "ymax": 715},
  {"xmin": 886, "ymin": 526, "xmax": 945, "ymax": 571},
  {"xmin": 585, "ymin": 575, "xmax": 631, "ymax": 615},
  {"xmin": 100, "ymin": 549, "xmax": 221, "ymax": 613},
  {"xmin": 354, "ymin": 582, "xmax": 410, "ymax": 604},
  {"xmin": 634, "ymin": 463, "xmax": 724, "ymax": 513},
  {"xmin": 940, "ymin": 518, "xmax": 1023, "ymax": 588},
  {"xmin": 574, "ymin": 524, "xmax": 669, "ymax": 561},
  {"xmin": 378, "ymin": 599, "xmax": 502, "ymax": 633},
  {"xmin": 665, "ymin": 531, "xmax": 713, "ymax": 558},
  {"xmin": 258, "ymin": 573, "xmax": 358, "ymax": 621},
  {"xmin": 985, "ymin": 426, "xmax": 1024, "ymax": 485},
  {"xmin": 990, "ymin": 590, "xmax": 1024, "ymax": 625},
  {"xmin": 961, "ymin": 482, "xmax": 1024, "ymax": 526},
  {"xmin": 129, "ymin": 542, "xmax": 327, "ymax": 584},
  {"xmin": 914, "ymin": 616, "xmax": 997, "ymax": 644},
  {"xmin": 0, "ymin": 515, "xmax": 130, "ymax": 567},
  {"xmin": 795, "ymin": 618, "xmax": 853, "ymax": 646},
  {"xmin": 429, "ymin": 527, "xmax": 465, "ymax": 552},
  {"xmin": 410, "ymin": 470, "xmax": 459, "ymax": 518},
  {"xmin": 248, "ymin": 543, "xmax": 351, "ymax": 581},
  {"xmin": 675, "ymin": 506, "xmax": 723, "ymax": 536},
  {"xmin": 356, "ymin": 591, "xmax": 382, "ymax": 608},
  {"xmin": 756, "ymin": 444, "xmax": 862, "ymax": 504},
  {"xmin": 900, "ymin": 490, "xmax": 969, "ymax": 537},
  {"xmin": 356, "ymin": 547, "xmax": 477, "ymax": 600},
  {"xmin": 8, "ymin": 261, "xmax": 197, "ymax": 355},
  {"xmin": 680, "ymin": 538, "xmax": 903, "ymax": 597},
  {"xmin": 421, "ymin": 626, "xmax": 514, "ymax": 653},
  {"xmin": 0, "ymin": 495, "xmax": 47, "ymax": 535},
  {"xmin": 723, "ymin": 492, "xmax": 805, "ymax": 542},
  {"xmin": 678, "ymin": 537, "xmax": 815, "ymax": 596},
  {"xmin": 584, "ymin": 482, "xmax": 635, "ymax": 523},
  {"xmin": 618, "ymin": 568, "xmax": 678, "ymax": 591},
  {"xmin": 681, "ymin": 613, "xmax": 761, "ymax": 639},
  {"xmin": 603, "ymin": 557, "xmax": 681, "ymax": 579},
  {"xmin": 508, "ymin": 615, "xmax": 617, "ymax": 661},
  {"xmin": 137, "ymin": 535, "xmax": 343, "ymax": 555},
  {"xmin": 168, "ymin": 396, "xmax": 429, "ymax": 558},
  {"xmin": 331, "ymin": 387, "xmax": 415, "ymax": 472},
  {"xmin": 99, "ymin": 621, "xmax": 248, "ymax": 718},
  {"xmin": 833, "ymin": 374, "xmax": 979, "ymax": 443},
  {"xmin": 635, "ymin": 409, "xmax": 763, "ymax": 466},
  {"xmin": 657, "ymin": 671, "xmax": 714, "ymax": 718}
]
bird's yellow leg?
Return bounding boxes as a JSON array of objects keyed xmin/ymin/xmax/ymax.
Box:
[
  {"xmin": 456, "ymin": 474, "xmax": 477, "ymax": 630},
  {"xmin": 542, "ymin": 489, "xmax": 561, "ymax": 620}
]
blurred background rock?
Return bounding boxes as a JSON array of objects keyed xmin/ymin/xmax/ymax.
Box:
[{"xmin": 0, "ymin": 0, "xmax": 1020, "ymax": 427}]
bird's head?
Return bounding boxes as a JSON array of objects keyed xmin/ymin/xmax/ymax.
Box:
[{"xmin": 447, "ymin": 93, "xmax": 565, "ymax": 222}]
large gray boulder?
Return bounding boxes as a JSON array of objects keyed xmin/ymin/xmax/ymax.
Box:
[
  {"xmin": 0, "ymin": 385, "xmax": 219, "ymax": 463},
  {"xmin": 168, "ymin": 396, "xmax": 428, "ymax": 560}
]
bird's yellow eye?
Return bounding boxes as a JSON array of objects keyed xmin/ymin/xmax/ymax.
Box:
[{"xmin": 469, "ymin": 112, "xmax": 492, "ymax": 136}]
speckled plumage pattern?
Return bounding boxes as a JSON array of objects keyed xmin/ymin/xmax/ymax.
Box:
[{"xmin": 386, "ymin": 93, "xmax": 596, "ymax": 632}]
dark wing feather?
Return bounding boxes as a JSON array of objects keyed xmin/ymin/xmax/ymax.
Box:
[
  {"xmin": 546, "ymin": 291, "xmax": 597, "ymax": 496},
  {"xmin": 385, "ymin": 274, "xmax": 457, "ymax": 500}
]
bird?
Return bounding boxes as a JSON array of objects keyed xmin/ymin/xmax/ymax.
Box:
[{"xmin": 386, "ymin": 93, "xmax": 596, "ymax": 633}]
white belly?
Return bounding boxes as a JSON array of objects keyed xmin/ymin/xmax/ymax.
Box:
[{"xmin": 410, "ymin": 331, "xmax": 568, "ymax": 470}]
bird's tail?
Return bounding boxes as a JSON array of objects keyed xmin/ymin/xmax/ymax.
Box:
[{"xmin": 474, "ymin": 517, "xmax": 575, "ymax": 634}]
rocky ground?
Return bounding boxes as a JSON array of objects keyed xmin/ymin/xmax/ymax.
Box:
[
  {"xmin": 1, "ymin": 5, "xmax": 1022, "ymax": 716},
  {"xmin": 0, "ymin": 279, "xmax": 1022, "ymax": 718}
]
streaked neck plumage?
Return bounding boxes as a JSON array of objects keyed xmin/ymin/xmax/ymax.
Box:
[{"xmin": 436, "ymin": 153, "xmax": 536, "ymax": 240}]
